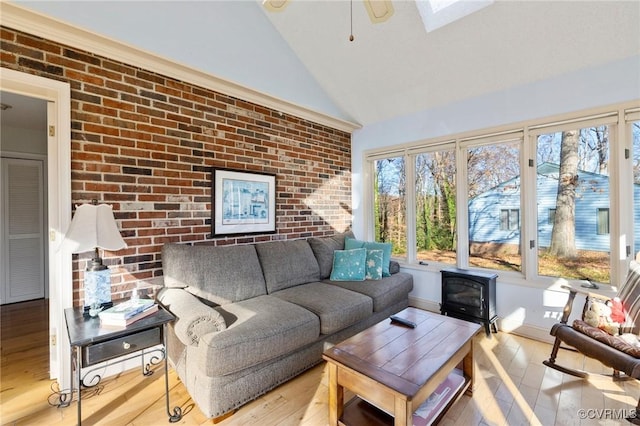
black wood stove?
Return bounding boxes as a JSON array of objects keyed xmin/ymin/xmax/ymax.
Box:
[{"xmin": 440, "ymin": 268, "xmax": 498, "ymax": 336}]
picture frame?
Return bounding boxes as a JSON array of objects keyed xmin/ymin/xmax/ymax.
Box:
[{"xmin": 211, "ymin": 168, "xmax": 276, "ymax": 236}]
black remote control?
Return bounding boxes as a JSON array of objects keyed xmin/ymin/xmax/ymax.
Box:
[{"xmin": 390, "ymin": 315, "xmax": 417, "ymax": 328}]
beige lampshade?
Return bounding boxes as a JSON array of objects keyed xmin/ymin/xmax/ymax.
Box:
[{"xmin": 63, "ymin": 203, "xmax": 127, "ymax": 253}]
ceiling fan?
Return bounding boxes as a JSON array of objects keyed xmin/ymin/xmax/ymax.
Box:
[
  {"xmin": 262, "ymin": 0, "xmax": 394, "ymax": 41},
  {"xmin": 263, "ymin": 1, "xmax": 495, "ymax": 36}
]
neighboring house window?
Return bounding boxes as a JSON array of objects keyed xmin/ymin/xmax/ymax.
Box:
[
  {"xmin": 500, "ymin": 209, "xmax": 520, "ymax": 231},
  {"xmin": 548, "ymin": 208, "xmax": 556, "ymax": 225},
  {"xmin": 597, "ymin": 208, "xmax": 610, "ymax": 235}
]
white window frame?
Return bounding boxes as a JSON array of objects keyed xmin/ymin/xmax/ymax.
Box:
[
  {"xmin": 460, "ymin": 131, "xmax": 524, "ymax": 271},
  {"xmin": 528, "ymin": 113, "xmax": 618, "ymax": 284},
  {"xmin": 409, "ymin": 141, "xmax": 456, "ymax": 264}
]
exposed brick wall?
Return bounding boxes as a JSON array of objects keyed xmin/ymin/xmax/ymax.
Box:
[{"xmin": 1, "ymin": 27, "xmax": 352, "ymax": 306}]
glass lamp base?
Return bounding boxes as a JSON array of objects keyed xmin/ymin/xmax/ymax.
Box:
[{"xmin": 84, "ymin": 268, "xmax": 112, "ymax": 310}]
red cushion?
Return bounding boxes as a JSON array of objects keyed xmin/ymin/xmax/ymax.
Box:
[{"xmin": 610, "ymin": 298, "xmax": 625, "ymax": 323}]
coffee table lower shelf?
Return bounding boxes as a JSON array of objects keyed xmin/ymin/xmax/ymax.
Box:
[{"xmin": 339, "ymin": 373, "xmax": 471, "ymax": 426}]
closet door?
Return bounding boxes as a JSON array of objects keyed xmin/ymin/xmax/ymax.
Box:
[{"xmin": 1, "ymin": 157, "xmax": 45, "ymax": 304}]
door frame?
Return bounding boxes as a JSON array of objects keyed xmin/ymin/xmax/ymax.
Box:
[{"xmin": 0, "ymin": 67, "xmax": 72, "ymax": 388}]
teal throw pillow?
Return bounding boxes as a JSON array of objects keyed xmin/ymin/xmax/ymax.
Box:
[
  {"xmin": 365, "ymin": 249, "xmax": 383, "ymax": 280},
  {"xmin": 330, "ymin": 248, "xmax": 367, "ymax": 281},
  {"xmin": 345, "ymin": 237, "xmax": 393, "ymax": 277}
]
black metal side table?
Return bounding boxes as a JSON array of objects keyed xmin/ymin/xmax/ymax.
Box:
[{"xmin": 60, "ymin": 304, "xmax": 182, "ymax": 425}]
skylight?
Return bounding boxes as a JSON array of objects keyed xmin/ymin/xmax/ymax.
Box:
[{"xmin": 416, "ymin": 0, "xmax": 494, "ymax": 32}]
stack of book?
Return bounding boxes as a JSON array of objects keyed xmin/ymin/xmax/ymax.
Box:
[{"xmin": 99, "ymin": 298, "xmax": 158, "ymax": 328}]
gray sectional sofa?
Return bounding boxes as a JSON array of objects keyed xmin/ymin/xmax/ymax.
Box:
[{"xmin": 157, "ymin": 232, "xmax": 413, "ymax": 419}]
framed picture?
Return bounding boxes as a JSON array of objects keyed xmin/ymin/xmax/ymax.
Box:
[{"xmin": 212, "ymin": 168, "xmax": 276, "ymax": 236}]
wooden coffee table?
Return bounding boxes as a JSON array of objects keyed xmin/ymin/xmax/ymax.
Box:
[{"xmin": 322, "ymin": 307, "xmax": 481, "ymax": 426}]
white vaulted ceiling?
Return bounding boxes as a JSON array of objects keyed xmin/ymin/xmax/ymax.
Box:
[{"xmin": 7, "ymin": 0, "xmax": 640, "ymax": 127}]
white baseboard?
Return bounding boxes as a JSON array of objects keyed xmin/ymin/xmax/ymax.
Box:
[
  {"xmin": 408, "ymin": 296, "xmax": 555, "ymax": 344},
  {"xmin": 409, "ymin": 295, "xmax": 440, "ymax": 313},
  {"xmin": 498, "ymin": 318, "xmax": 555, "ymax": 344}
]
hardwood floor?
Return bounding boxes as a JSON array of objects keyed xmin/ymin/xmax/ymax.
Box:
[{"xmin": 1, "ymin": 299, "xmax": 638, "ymax": 425}]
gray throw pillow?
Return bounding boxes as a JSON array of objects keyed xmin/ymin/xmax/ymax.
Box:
[{"xmin": 308, "ymin": 230, "xmax": 355, "ymax": 279}]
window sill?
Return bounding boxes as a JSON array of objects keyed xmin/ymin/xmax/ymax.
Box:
[{"xmin": 397, "ymin": 260, "xmax": 617, "ymax": 293}]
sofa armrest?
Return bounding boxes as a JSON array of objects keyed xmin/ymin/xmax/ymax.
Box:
[
  {"xmin": 389, "ymin": 260, "xmax": 400, "ymax": 275},
  {"xmin": 158, "ymin": 288, "xmax": 226, "ymax": 346}
]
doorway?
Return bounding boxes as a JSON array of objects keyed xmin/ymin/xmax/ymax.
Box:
[
  {"xmin": 1, "ymin": 92, "xmax": 48, "ymax": 304},
  {"xmin": 0, "ymin": 68, "xmax": 72, "ymax": 390}
]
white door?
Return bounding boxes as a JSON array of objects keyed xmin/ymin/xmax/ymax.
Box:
[{"xmin": 1, "ymin": 157, "xmax": 45, "ymax": 304}]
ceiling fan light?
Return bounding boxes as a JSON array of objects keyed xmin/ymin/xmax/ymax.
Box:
[
  {"xmin": 263, "ymin": 0, "xmax": 290, "ymax": 12},
  {"xmin": 364, "ymin": 0, "xmax": 394, "ymax": 23}
]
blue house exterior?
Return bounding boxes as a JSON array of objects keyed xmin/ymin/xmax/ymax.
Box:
[{"xmin": 468, "ymin": 163, "xmax": 640, "ymax": 254}]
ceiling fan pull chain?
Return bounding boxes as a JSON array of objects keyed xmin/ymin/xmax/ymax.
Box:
[{"xmin": 349, "ymin": 0, "xmax": 355, "ymax": 42}]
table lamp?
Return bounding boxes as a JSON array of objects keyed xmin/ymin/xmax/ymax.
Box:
[{"xmin": 63, "ymin": 201, "xmax": 127, "ymax": 312}]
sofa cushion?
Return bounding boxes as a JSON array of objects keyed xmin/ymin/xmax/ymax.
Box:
[
  {"xmin": 162, "ymin": 243, "xmax": 267, "ymax": 305},
  {"xmin": 573, "ymin": 319, "xmax": 640, "ymax": 358},
  {"xmin": 330, "ymin": 248, "xmax": 367, "ymax": 281},
  {"xmin": 255, "ymin": 240, "xmax": 321, "ymax": 293},
  {"xmin": 198, "ymin": 295, "xmax": 320, "ymax": 376},
  {"xmin": 365, "ymin": 249, "xmax": 383, "ymax": 280},
  {"xmin": 308, "ymin": 231, "xmax": 355, "ymax": 279},
  {"xmin": 272, "ymin": 282, "xmax": 373, "ymax": 334},
  {"xmin": 327, "ymin": 271, "xmax": 414, "ymax": 312},
  {"xmin": 345, "ymin": 237, "xmax": 393, "ymax": 277}
]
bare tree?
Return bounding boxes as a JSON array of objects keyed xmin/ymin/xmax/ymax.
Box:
[
  {"xmin": 415, "ymin": 155, "xmax": 431, "ymax": 250},
  {"xmin": 581, "ymin": 126, "xmax": 608, "ymax": 174},
  {"xmin": 430, "ymin": 151, "xmax": 456, "ymax": 250},
  {"xmin": 374, "ymin": 158, "xmax": 405, "ymax": 251},
  {"xmin": 375, "ymin": 161, "xmax": 389, "ymax": 243},
  {"xmin": 395, "ymin": 159, "xmax": 406, "ymax": 250},
  {"xmin": 415, "ymin": 151, "xmax": 456, "ymax": 252},
  {"xmin": 549, "ymin": 130, "xmax": 579, "ymax": 258}
]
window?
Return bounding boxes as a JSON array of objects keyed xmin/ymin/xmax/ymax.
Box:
[
  {"xmin": 535, "ymin": 124, "xmax": 611, "ymax": 283},
  {"xmin": 415, "ymin": 149, "xmax": 456, "ymax": 265},
  {"xmin": 373, "ymin": 156, "xmax": 406, "ymax": 257},
  {"xmin": 365, "ymin": 104, "xmax": 638, "ymax": 287},
  {"xmin": 415, "ymin": 0, "xmax": 494, "ymax": 33},
  {"xmin": 500, "ymin": 209, "xmax": 520, "ymax": 231},
  {"xmin": 467, "ymin": 138, "xmax": 521, "ymax": 272},
  {"xmin": 596, "ymin": 208, "xmax": 610, "ymax": 235}
]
